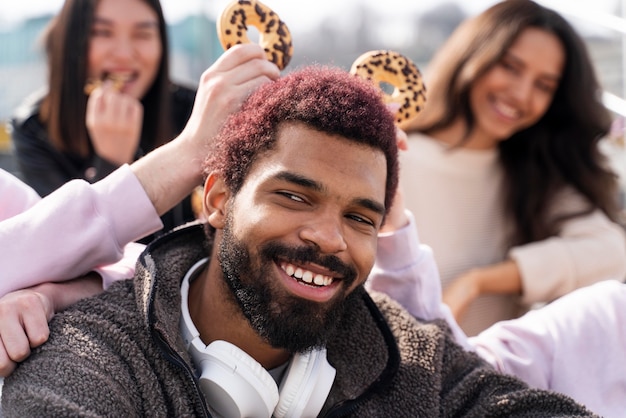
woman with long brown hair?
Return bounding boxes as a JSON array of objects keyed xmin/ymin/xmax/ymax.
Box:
[
  {"xmin": 398, "ymin": 0, "xmax": 626, "ymax": 335},
  {"xmin": 11, "ymin": 0, "xmax": 197, "ymax": 241}
]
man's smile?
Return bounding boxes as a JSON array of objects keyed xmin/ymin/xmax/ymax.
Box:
[{"xmin": 280, "ymin": 261, "xmax": 335, "ymax": 287}]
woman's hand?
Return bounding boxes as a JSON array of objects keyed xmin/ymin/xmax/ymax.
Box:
[
  {"xmin": 0, "ymin": 287, "xmax": 53, "ymax": 376},
  {"xmin": 179, "ymin": 43, "xmax": 281, "ymax": 151},
  {"xmin": 131, "ymin": 43, "xmax": 281, "ymax": 216},
  {"xmin": 443, "ymin": 260, "xmax": 523, "ymax": 322},
  {"xmin": 86, "ymin": 81, "xmax": 144, "ymax": 165},
  {"xmin": 442, "ymin": 270, "xmax": 482, "ymax": 321},
  {"xmin": 380, "ymin": 126, "xmax": 409, "ymax": 233},
  {"xmin": 0, "ymin": 273, "xmax": 102, "ymax": 377}
]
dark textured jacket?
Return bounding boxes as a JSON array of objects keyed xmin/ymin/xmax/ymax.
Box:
[
  {"xmin": 10, "ymin": 84, "xmax": 197, "ymax": 242},
  {"xmin": 2, "ymin": 224, "xmax": 597, "ymax": 417}
]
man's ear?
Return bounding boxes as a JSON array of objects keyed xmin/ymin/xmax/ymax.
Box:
[{"xmin": 203, "ymin": 172, "xmax": 230, "ymax": 229}]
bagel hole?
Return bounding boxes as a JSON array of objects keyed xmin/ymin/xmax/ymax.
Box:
[
  {"xmin": 247, "ymin": 26, "xmax": 260, "ymax": 43},
  {"xmin": 379, "ymin": 81, "xmax": 395, "ymax": 95}
]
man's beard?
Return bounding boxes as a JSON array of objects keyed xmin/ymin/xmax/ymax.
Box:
[{"xmin": 218, "ymin": 213, "xmax": 360, "ymax": 353}]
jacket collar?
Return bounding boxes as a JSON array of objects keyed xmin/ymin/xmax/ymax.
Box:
[{"xmin": 133, "ymin": 223, "xmax": 401, "ymax": 414}]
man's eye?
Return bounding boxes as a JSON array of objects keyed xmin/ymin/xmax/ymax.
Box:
[
  {"xmin": 347, "ymin": 214, "xmax": 375, "ymax": 227},
  {"xmin": 278, "ymin": 191, "xmax": 304, "ymax": 203}
]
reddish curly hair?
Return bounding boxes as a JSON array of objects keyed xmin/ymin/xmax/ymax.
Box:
[{"xmin": 203, "ymin": 65, "xmax": 399, "ymax": 213}]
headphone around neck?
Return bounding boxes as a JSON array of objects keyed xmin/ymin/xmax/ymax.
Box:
[{"xmin": 180, "ymin": 258, "xmax": 337, "ymax": 418}]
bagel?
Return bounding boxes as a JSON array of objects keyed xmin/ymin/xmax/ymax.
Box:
[
  {"xmin": 217, "ymin": 0, "xmax": 293, "ymax": 70},
  {"xmin": 350, "ymin": 50, "xmax": 426, "ymax": 129},
  {"xmin": 84, "ymin": 74, "xmax": 128, "ymax": 95}
]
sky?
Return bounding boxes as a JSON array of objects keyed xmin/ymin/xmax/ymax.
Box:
[{"xmin": 0, "ymin": 0, "xmax": 622, "ymax": 33}]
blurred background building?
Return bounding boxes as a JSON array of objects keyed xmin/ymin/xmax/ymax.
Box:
[{"xmin": 0, "ymin": 0, "xmax": 624, "ymax": 202}]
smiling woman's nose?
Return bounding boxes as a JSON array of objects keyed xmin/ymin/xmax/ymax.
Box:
[{"xmin": 512, "ymin": 76, "xmax": 534, "ymax": 105}]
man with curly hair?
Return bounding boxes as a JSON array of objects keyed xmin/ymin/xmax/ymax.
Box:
[{"xmin": 2, "ymin": 66, "xmax": 595, "ymax": 417}]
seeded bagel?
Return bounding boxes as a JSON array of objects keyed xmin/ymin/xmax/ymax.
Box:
[
  {"xmin": 217, "ymin": 0, "xmax": 293, "ymax": 70},
  {"xmin": 351, "ymin": 50, "xmax": 426, "ymax": 129}
]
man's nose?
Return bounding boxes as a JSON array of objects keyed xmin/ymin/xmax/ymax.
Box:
[{"xmin": 298, "ymin": 215, "xmax": 348, "ymax": 254}]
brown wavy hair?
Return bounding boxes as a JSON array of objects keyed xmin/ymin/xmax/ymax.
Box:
[
  {"xmin": 40, "ymin": 0, "xmax": 172, "ymax": 157},
  {"xmin": 406, "ymin": 0, "xmax": 621, "ymax": 246}
]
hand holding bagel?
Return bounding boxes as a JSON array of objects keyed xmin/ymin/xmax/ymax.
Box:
[
  {"xmin": 350, "ymin": 50, "xmax": 426, "ymax": 130},
  {"xmin": 216, "ymin": 3, "xmax": 425, "ymax": 130},
  {"xmin": 84, "ymin": 74, "xmax": 129, "ymax": 95}
]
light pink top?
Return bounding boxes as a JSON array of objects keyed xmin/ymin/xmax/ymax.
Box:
[
  {"xmin": 0, "ymin": 165, "xmax": 161, "ymax": 295},
  {"xmin": 470, "ymin": 279, "xmax": 626, "ymax": 418},
  {"xmin": 400, "ymin": 132, "xmax": 626, "ymax": 335},
  {"xmin": 369, "ymin": 216, "xmax": 626, "ymax": 417},
  {"xmin": 367, "ymin": 210, "xmax": 470, "ymax": 348},
  {"xmin": 3, "ymin": 165, "xmax": 624, "ymax": 416}
]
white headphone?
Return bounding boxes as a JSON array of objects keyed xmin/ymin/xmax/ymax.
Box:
[{"xmin": 180, "ymin": 259, "xmax": 337, "ymax": 418}]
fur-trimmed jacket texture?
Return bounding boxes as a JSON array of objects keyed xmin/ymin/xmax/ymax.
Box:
[{"xmin": 2, "ymin": 224, "xmax": 597, "ymax": 417}]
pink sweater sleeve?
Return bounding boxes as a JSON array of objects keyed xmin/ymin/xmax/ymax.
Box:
[
  {"xmin": 367, "ymin": 210, "xmax": 471, "ymax": 349},
  {"xmin": 0, "ymin": 168, "xmax": 41, "ymax": 217},
  {"xmin": 0, "ymin": 165, "xmax": 162, "ymax": 296},
  {"xmin": 470, "ymin": 280, "xmax": 626, "ymax": 417}
]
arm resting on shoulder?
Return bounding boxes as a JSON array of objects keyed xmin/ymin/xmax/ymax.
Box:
[
  {"xmin": 469, "ymin": 280, "xmax": 626, "ymax": 418},
  {"xmin": 0, "ymin": 168, "xmax": 40, "ymax": 218},
  {"xmin": 369, "ymin": 209, "xmax": 471, "ymax": 349},
  {"xmin": 0, "ymin": 165, "xmax": 161, "ymax": 296},
  {"xmin": 1, "ymin": 44, "xmax": 282, "ymax": 296}
]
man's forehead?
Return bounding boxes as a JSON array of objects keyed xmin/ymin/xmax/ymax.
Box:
[{"xmin": 243, "ymin": 124, "xmax": 387, "ymax": 203}]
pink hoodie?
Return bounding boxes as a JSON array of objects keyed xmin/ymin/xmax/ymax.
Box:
[
  {"xmin": 0, "ymin": 165, "xmax": 161, "ymax": 295},
  {"xmin": 369, "ymin": 215, "xmax": 626, "ymax": 418},
  {"xmin": 3, "ymin": 166, "xmax": 624, "ymax": 416}
]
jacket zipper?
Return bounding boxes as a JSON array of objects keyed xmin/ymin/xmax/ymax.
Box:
[
  {"xmin": 154, "ymin": 331, "xmax": 212, "ymax": 418},
  {"xmin": 322, "ymin": 292, "xmax": 401, "ymax": 417}
]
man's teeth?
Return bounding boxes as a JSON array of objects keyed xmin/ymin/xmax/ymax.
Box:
[{"xmin": 281, "ymin": 262, "xmax": 333, "ymax": 286}]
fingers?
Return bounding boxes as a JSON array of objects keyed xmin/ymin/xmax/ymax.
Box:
[
  {"xmin": 211, "ymin": 43, "xmax": 281, "ymax": 77},
  {"xmin": 86, "ymin": 81, "xmax": 143, "ymax": 165},
  {"xmin": 0, "ymin": 342, "xmax": 18, "ymax": 377},
  {"xmin": 200, "ymin": 43, "xmax": 280, "ymax": 94},
  {"xmin": 442, "ymin": 278, "xmax": 476, "ymax": 323},
  {"xmin": 87, "ymin": 81, "xmax": 143, "ymax": 127},
  {"xmin": 386, "ymin": 102, "xmax": 401, "ymax": 114},
  {"xmin": 395, "ymin": 126, "xmax": 408, "ymax": 151},
  {"xmin": 181, "ymin": 44, "xmax": 281, "ymax": 145},
  {"xmin": 384, "ymin": 104, "xmax": 408, "ymax": 151},
  {"xmin": 0, "ymin": 290, "xmax": 53, "ymax": 377}
]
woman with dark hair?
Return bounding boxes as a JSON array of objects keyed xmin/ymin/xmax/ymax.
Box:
[
  {"xmin": 397, "ymin": 0, "xmax": 626, "ymax": 335},
  {"xmin": 11, "ymin": 0, "xmax": 197, "ymax": 242}
]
